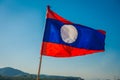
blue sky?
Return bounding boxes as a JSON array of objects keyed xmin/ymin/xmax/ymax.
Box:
[{"xmin": 0, "ymin": 0, "xmax": 120, "ymax": 80}]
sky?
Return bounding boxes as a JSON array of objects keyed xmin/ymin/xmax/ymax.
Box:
[{"xmin": 0, "ymin": 0, "xmax": 120, "ymax": 80}]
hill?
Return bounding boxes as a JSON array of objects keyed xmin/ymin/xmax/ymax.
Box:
[
  {"xmin": 0, "ymin": 67, "xmax": 29, "ymax": 76},
  {"xmin": 0, "ymin": 67, "xmax": 84, "ymax": 80}
]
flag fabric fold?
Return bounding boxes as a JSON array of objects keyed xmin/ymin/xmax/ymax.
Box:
[{"xmin": 41, "ymin": 6, "xmax": 106, "ymax": 57}]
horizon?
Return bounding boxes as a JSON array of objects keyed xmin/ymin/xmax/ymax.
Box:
[
  {"xmin": 0, "ymin": 66, "xmax": 116, "ymax": 80},
  {"xmin": 0, "ymin": 0, "xmax": 120, "ymax": 80},
  {"xmin": 0, "ymin": 67, "xmax": 83, "ymax": 79},
  {"xmin": 0, "ymin": 67, "xmax": 119, "ymax": 80}
]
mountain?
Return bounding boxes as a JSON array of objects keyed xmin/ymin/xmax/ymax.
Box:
[
  {"xmin": 0, "ymin": 67, "xmax": 29, "ymax": 77},
  {"xmin": 0, "ymin": 67, "xmax": 84, "ymax": 80}
]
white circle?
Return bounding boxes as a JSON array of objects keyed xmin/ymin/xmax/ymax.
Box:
[{"xmin": 61, "ymin": 25, "xmax": 78, "ymax": 43}]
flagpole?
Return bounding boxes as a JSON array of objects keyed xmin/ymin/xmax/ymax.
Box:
[
  {"xmin": 36, "ymin": 5, "xmax": 50, "ymax": 80},
  {"xmin": 36, "ymin": 55, "xmax": 43, "ymax": 80}
]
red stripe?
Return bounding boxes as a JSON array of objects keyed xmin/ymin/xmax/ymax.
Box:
[
  {"xmin": 47, "ymin": 7, "xmax": 72, "ymax": 24},
  {"xmin": 41, "ymin": 42, "xmax": 104, "ymax": 57},
  {"xmin": 97, "ymin": 30, "xmax": 106, "ymax": 34}
]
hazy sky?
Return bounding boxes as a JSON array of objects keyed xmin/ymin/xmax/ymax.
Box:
[{"xmin": 0, "ymin": 0, "xmax": 120, "ymax": 80}]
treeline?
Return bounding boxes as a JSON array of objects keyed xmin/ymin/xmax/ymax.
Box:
[
  {"xmin": 0, "ymin": 75, "xmax": 83, "ymax": 80},
  {"xmin": 0, "ymin": 75, "xmax": 35, "ymax": 80}
]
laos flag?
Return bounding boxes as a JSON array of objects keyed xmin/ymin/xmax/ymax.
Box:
[{"xmin": 41, "ymin": 6, "xmax": 106, "ymax": 57}]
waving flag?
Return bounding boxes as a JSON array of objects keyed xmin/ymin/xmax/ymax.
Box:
[{"xmin": 41, "ymin": 6, "xmax": 106, "ymax": 57}]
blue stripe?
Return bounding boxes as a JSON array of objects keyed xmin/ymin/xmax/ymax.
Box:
[{"xmin": 43, "ymin": 18, "xmax": 105, "ymax": 50}]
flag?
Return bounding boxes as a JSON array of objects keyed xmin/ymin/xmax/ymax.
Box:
[{"xmin": 41, "ymin": 6, "xmax": 106, "ymax": 57}]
